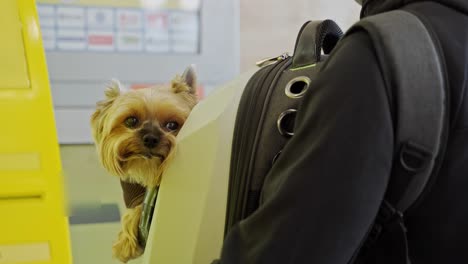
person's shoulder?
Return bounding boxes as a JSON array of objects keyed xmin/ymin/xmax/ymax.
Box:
[
  {"xmin": 313, "ymin": 28, "xmax": 387, "ymax": 99},
  {"xmin": 322, "ymin": 29, "xmax": 377, "ymax": 73},
  {"xmin": 298, "ymin": 27, "xmax": 391, "ymax": 124}
]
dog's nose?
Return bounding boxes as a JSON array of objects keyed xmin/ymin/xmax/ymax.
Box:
[{"xmin": 143, "ymin": 134, "xmax": 159, "ymax": 149}]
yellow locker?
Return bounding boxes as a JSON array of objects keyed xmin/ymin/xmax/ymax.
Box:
[{"xmin": 0, "ymin": 1, "xmax": 72, "ymax": 263}]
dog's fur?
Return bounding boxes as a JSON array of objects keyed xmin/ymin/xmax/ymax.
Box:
[{"xmin": 91, "ymin": 66, "xmax": 198, "ymax": 263}]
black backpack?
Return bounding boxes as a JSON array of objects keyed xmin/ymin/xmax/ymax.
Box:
[{"xmin": 224, "ymin": 10, "xmax": 448, "ymax": 263}]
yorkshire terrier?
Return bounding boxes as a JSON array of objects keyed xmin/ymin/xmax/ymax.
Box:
[{"xmin": 91, "ymin": 66, "xmax": 198, "ymax": 263}]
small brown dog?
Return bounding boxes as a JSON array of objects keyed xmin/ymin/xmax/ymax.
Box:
[{"xmin": 91, "ymin": 66, "xmax": 198, "ymax": 263}]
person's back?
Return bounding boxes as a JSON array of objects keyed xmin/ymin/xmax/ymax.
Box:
[
  {"xmin": 391, "ymin": 0, "xmax": 468, "ymax": 262},
  {"xmin": 215, "ymin": 0, "xmax": 468, "ymax": 263}
]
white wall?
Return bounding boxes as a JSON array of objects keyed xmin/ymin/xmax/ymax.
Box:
[{"xmin": 240, "ymin": 0, "xmax": 362, "ymax": 71}]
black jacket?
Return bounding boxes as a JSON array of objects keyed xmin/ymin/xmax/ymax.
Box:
[{"xmin": 216, "ymin": 0, "xmax": 468, "ymax": 263}]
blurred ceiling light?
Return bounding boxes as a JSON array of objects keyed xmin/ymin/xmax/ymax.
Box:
[
  {"xmin": 140, "ymin": 0, "xmax": 166, "ymax": 10},
  {"xmin": 180, "ymin": 0, "xmax": 201, "ymax": 10},
  {"xmin": 140, "ymin": 0, "xmax": 201, "ymax": 10}
]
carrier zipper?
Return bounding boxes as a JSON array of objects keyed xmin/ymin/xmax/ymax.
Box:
[
  {"xmin": 226, "ymin": 56, "xmax": 291, "ymax": 235},
  {"xmin": 227, "ymin": 64, "xmax": 278, "ymax": 234},
  {"xmin": 256, "ymin": 52, "xmax": 290, "ymax": 67},
  {"xmin": 241, "ymin": 58, "xmax": 292, "ymax": 217}
]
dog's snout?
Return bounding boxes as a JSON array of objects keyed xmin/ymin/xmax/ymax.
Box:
[{"xmin": 143, "ymin": 134, "xmax": 159, "ymax": 149}]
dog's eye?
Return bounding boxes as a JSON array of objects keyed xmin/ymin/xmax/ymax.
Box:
[
  {"xmin": 165, "ymin": 121, "xmax": 179, "ymax": 131},
  {"xmin": 124, "ymin": 116, "xmax": 139, "ymax": 128}
]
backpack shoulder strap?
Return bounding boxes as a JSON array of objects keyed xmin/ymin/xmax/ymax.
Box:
[
  {"xmin": 351, "ymin": 9, "xmax": 448, "ymax": 215},
  {"xmin": 346, "ymin": 10, "xmax": 449, "ymax": 263}
]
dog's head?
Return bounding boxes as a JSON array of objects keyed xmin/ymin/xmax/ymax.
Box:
[{"xmin": 91, "ymin": 66, "xmax": 198, "ymax": 186}]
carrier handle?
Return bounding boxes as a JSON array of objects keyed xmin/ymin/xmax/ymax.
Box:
[{"xmin": 292, "ymin": 20, "xmax": 343, "ymax": 69}]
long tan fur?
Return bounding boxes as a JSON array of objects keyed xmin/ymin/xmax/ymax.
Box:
[{"xmin": 91, "ymin": 66, "xmax": 198, "ymax": 263}]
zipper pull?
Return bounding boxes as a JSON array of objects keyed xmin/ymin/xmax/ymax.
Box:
[{"xmin": 256, "ymin": 52, "xmax": 290, "ymax": 67}]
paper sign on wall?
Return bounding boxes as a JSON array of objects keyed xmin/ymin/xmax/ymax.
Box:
[{"xmin": 36, "ymin": 3, "xmax": 200, "ymax": 54}]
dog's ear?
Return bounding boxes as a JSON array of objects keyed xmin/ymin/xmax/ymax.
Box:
[
  {"xmin": 181, "ymin": 64, "xmax": 197, "ymax": 92},
  {"xmin": 171, "ymin": 65, "xmax": 197, "ymax": 94},
  {"xmin": 105, "ymin": 79, "xmax": 127, "ymax": 99},
  {"xmin": 91, "ymin": 79, "xmax": 124, "ymax": 143}
]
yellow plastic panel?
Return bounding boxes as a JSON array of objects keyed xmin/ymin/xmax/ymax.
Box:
[
  {"xmin": 0, "ymin": 1, "xmax": 72, "ymax": 264},
  {"xmin": 0, "ymin": 153, "xmax": 41, "ymax": 171},
  {"xmin": 0, "ymin": 1, "xmax": 30, "ymax": 90},
  {"xmin": 0, "ymin": 242, "xmax": 50, "ymax": 263}
]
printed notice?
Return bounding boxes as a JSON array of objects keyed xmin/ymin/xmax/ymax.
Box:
[
  {"xmin": 41, "ymin": 28, "xmax": 56, "ymax": 50},
  {"xmin": 88, "ymin": 30, "xmax": 114, "ymax": 51},
  {"xmin": 144, "ymin": 11, "xmax": 169, "ymax": 52},
  {"xmin": 145, "ymin": 31, "xmax": 170, "ymax": 52},
  {"xmin": 116, "ymin": 9, "xmax": 143, "ymax": 31},
  {"xmin": 145, "ymin": 11, "xmax": 169, "ymax": 30},
  {"xmin": 36, "ymin": 4, "xmax": 201, "ymax": 54},
  {"xmin": 57, "ymin": 29, "xmax": 86, "ymax": 50},
  {"xmin": 37, "ymin": 5, "xmax": 55, "ymax": 27},
  {"xmin": 117, "ymin": 31, "xmax": 143, "ymax": 51},
  {"xmin": 56, "ymin": 6, "xmax": 85, "ymax": 28},
  {"xmin": 87, "ymin": 8, "xmax": 114, "ymax": 29},
  {"xmin": 170, "ymin": 12, "xmax": 199, "ymax": 53},
  {"xmin": 170, "ymin": 12, "xmax": 199, "ymax": 32}
]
